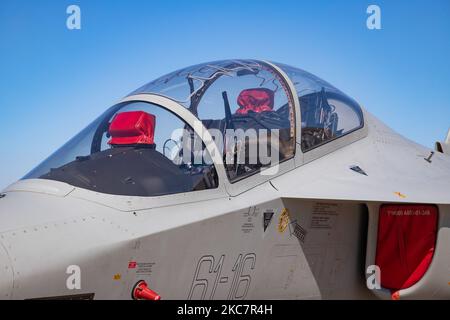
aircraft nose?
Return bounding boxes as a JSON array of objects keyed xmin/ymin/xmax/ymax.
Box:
[{"xmin": 0, "ymin": 242, "xmax": 13, "ymax": 299}]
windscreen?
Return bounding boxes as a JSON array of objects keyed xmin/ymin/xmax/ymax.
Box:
[{"xmin": 24, "ymin": 102, "xmax": 218, "ymax": 196}]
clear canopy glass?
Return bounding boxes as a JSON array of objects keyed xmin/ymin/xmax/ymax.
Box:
[{"xmin": 24, "ymin": 60, "xmax": 364, "ymax": 196}]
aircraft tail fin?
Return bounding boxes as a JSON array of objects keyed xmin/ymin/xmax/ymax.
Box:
[{"xmin": 435, "ymin": 128, "xmax": 450, "ymax": 154}]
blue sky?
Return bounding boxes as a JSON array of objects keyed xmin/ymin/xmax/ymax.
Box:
[{"xmin": 0, "ymin": 0, "xmax": 449, "ymax": 189}]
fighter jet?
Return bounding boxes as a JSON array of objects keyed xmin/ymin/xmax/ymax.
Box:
[{"xmin": 1, "ymin": 59, "xmax": 449, "ymax": 300}]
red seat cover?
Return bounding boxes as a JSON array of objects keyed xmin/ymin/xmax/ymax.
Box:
[
  {"xmin": 108, "ymin": 111, "xmax": 155, "ymax": 146},
  {"xmin": 236, "ymin": 88, "xmax": 274, "ymax": 115},
  {"xmin": 375, "ymin": 204, "xmax": 438, "ymax": 290}
]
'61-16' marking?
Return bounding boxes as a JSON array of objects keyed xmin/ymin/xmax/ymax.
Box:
[{"xmin": 188, "ymin": 253, "xmax": 256, "ymax": 300}]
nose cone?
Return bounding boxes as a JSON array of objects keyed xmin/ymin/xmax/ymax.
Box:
[
  {"xmin": 0, "ymin": 179, "xmax": 127, "ymax": 299},
  {"xmin": 0, "ymin": 243, "xmax": 13, "ymax": 300}
]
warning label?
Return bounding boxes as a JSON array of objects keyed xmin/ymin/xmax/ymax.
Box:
[
  {"xmin": 136, "ymin": 262, "xmax": 156, "ymax": 275},
  {"xmin": 310, "ymin": 203, "xmax": 340, "ymax": 229},
  {"xmin": 241, "ymin": 207, "xmax": 259, "ymax": 234}
]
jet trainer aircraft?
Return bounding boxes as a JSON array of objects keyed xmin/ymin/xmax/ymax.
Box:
[{"xmin": 0, "ymin": 60, "xmax": 449, "ymax": 300}]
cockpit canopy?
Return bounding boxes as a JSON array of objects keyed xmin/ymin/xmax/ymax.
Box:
[
  {"xmin": 24, "ymin": 60, "xmax": 364, "ymax": 197},
  {"xmin": 131, "ymin": 59, "xmax": 363, "ymax": 151}
]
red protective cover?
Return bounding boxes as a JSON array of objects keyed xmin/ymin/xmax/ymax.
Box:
[
  {"xmin": 236, "ymin": 88, "xmax": 274, "ymax": 115},
  {"xmin": 108, "ymin": 111, "xmax": 155, "ymax": 146},
  {"xmin": 375, "ymin": 204, "xmax": 438, "ymax": 290}
]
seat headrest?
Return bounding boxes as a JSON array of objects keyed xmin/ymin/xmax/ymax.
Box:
[
  {"xmin": 108, "ymin": 111, "xmax": 155, "ymax": 146},
  {"xmin": 236, "ymin": 88, "xmax": 274, "ymax": 115}
]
